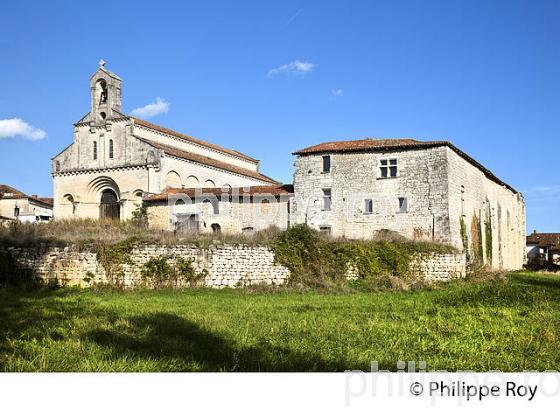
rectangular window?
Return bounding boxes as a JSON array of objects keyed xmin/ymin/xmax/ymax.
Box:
[
  {"xmin": 364, "ymin": 199, "xmax": 373, "ymax": 214},
  {"xmin": 322, "ymin": 155, "xmax": 331, "ymax": 173},
  {"xmin": 319, "ymin": 226, "xmax": 332, "ymax": 235},
  {"xmin": 93, "ymin": 141, "xmax": 98, "ymax": 160},
  {"xmin": 398, "ymin": 197, "xmax": 408, "ymax": 213},
  {"xmin": 14, "ymin": 206, "xmax": 20, "ymax": 218},
  {"xmin": 322, "ymin": 189, "xmax": 332, "ymax": 211},
  {"xmin": 380, "ymin": 158, "xmax": 398, "ymax": 178},
  {"xmin": 109, "ymin": 139, "xmax": 114, "ymax": 159}
]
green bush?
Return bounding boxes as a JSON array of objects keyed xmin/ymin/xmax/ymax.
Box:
[
  {"xmin": 272, "ymin": 225, "xmax": 456, "ymax": 288},
  {"xmin": 141, "ymin": 256, "xmax": 207, "ymax": 289}
]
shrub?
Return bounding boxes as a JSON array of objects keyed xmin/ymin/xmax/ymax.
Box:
[
  {"xmin": 272, "ymin": 225, "xmax": 457, "ymax": 288},
  {"xmin": 141, "ymin": 255, "xmax": 207, "ymax": 289}
]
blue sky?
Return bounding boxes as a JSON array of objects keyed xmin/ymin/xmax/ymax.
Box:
[{"xmin": 0, "ymin": 0, "xmax": 558, "ymax": 232}]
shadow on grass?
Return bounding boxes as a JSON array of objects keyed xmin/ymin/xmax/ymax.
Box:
[{"xmin": 86, "ymin": 312, "xmax": 349, "ymax": 371}]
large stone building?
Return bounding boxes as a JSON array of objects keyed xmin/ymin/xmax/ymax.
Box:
[
  {"xmin": 291, "ymin": 138, "xmax": 526, "ymax": 270},
  {"xmin": 52, "ymin": 62, "xmax": 526, "ymax": 270},
  {"xmin": 51, "ymin": 61, "xmax": 276, "ymax": 221}
]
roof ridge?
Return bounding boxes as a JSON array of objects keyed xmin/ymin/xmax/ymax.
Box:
[
  {"xmin": 132, "ymin": 117, "xmax": 259, "ymax": 164},
  {"xmin": 135, "ymin": 137, "xmax": 277, "ymax": 184}
]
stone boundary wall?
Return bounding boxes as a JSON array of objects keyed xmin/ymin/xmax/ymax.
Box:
[
  {"xmin": 411, "ymin": 252, "xmax": 467, "ymax": 281},
  {"xmin": 0, "ymin": 244, "xmax": 466, "ymax": 288}
]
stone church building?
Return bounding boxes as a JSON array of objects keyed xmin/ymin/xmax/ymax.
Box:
[
  {"xmin": 52, "ymin": 62, "xmax": 526, "ymax": 270},
  {"xmin": 52, "ymin": 62, "xmax": 276, "ymax": 221}
]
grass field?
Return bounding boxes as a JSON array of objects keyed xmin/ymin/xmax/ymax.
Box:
[{"xmin": 1, "ymin": 271, "xmax": 559, "ymax": 372}]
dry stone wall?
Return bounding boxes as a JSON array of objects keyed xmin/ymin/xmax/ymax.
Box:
[{"xmin": 0, "ymin": 244, "xmax": 465, "ymax": 288}]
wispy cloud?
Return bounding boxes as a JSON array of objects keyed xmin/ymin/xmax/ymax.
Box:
[
  {"xmin": 287, "ymin": 8, "xmax": 303, "ymax": 25},
  {"xmin": 331, "ymin": 89, "xmax": 344, "ymax": 97},
  {"xmin": 131, "ymin": 97, "xmax": 170, "ymax": 118},
  {"xmin": 0, "ymin": 118, "xmax": 47, "ymax": 140},
  {"xmin": 267, "ymin": 60, "xmax": 315, "ymax": 77},
  {"xmin": 522, "ymin": 185, "xmax": 560, "ymax": 204}
]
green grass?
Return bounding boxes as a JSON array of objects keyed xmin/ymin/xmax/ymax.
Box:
[{"xmin": 1, "ymin": 271, "xmax": 559, "ymax": 372}]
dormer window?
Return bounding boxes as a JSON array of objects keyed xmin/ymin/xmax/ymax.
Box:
[{"xmin": 380, "ymin": 159, "xmax": 398, "ymax": 178}]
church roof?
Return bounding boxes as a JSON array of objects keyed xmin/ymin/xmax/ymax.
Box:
[
  {"xmin": 136, "ymin": 138, "xmax": 277, "ymax": 184},
  {"xmin": 133, "ymin": 118, "xmax": 259, "ymax": 164},
  {"xmin": 145, "ymin": 184, "xmax": 294, "ymax": 203},
  {"xmin": 294, "ymin": 138, "xmax": 519, "ymax": 194}
]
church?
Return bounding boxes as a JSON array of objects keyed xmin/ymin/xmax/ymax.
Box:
[{"xmin": 51, "ymin": 61, "xmax": 276, "ymax": 221}]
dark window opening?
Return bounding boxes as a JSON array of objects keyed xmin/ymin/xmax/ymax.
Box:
[
  {"xmin": 398, "ymin": 197, "xmax": 408, "ymax": 213},
  {"xmin": 380, "ymin": 158, "xmax": 398, "ymax": 178},
  {"xmin": 364, "ymin": 199, "xmax": 373, "ymax": 214},
  {"xmin": 211, "ymin": 223, "xmax": 221, "ymax": 234},
  {"xmin": 319, "ymin": 226, "xmax": 332, "ymax": 235},
  {"xmin": 322, "ymin": 155, "xmax": 331, "ymax": 173},
  {"xmin": 322, "ymin": 189, "xmax": 332, "ymax": 211},
  {"xmin": 14, "ymin": 206, "xmax": 20, "ymax": 218},
  {"xmin": 93, "ymin": 141, "xmax": 98, "ymax": 160},
  {"xmin": 109, "ymin": 139, "xmax": 114, "ymax": 159}
]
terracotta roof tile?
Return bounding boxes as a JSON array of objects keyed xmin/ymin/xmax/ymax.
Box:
[
  {"xmin": 145, "ymin": 184, "xmax": 294, "ymax": 202},
  {"xmin": 136, "ymin": 138, "xmax": 277, "ymax": 184},
  {"xmin": 293, "ymin": 138, "xmax": 519, "ymax": 194},
  {"xmin": 0, "ymin": 185, "xmax": 53, "ymax": 208},
  {"xmin": 527, "ymin": 233, "xmax": 560, "ymax": 248},
  {"xmin": 293, "ymin": 138, "xmax": 436, "ymax": 154},
  {"xmin": 133, "ymin": 117, "xmax": 259, "ymax": 164}
]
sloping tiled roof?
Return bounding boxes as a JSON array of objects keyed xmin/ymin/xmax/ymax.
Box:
[
  {"xmin": 527, "ymin": 232, "xmax": 560, "ymax": 248},
  {"xmin": 0, "ymin": 185, "xmax": 53, "ymax": 208},
  {"xmin": 136, "ymin": 138, "xmax": 277, "ymax": 184},
  {"xmin": 293, "ymin": 138, "xmax": 436, "ymax": 154},
  {"xmin": 145, "ymin": 184, "xmax": 294, "ymax": 203},
  {"xmin": 133, "ymin": 117, "xmax": 259, "ymax": 164},
  {"xmin": 293, "ymin": 138, "xmax": 519, "ymax": 194}
]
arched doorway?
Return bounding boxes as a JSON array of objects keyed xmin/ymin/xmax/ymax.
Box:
[{"xmin": 100, "ymin": 189, "xmax": 120, "ymax": 220}]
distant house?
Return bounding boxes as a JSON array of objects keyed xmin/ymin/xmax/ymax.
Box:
[
  {"xmin": 526, "ymin": 231, "xmax": 560, "ymax": 267},
  {"xmin": 0, "ymin": 185, "xmax": 53, "ymax": 223}
]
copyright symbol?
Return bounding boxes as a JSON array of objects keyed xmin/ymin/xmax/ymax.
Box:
[{"xmin": 410, "ymin": 382, "xmax": 423, "ymax": 396}]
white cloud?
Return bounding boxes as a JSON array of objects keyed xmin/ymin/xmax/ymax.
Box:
[
  {"xmin": 523, "ymin": 185, "xmax": 560, "ymax": 203},
  {"xmin": 267, "ymin": 60, "xmax": 315, "ymax": 77},
  {"xmin": 331, "ymin": 89, "xmax": 344, "ymax": 97},
  {"xmin": 131, "ymin": 97, "xmax": 170, "ymax": 118},
  {"xmin": 0, "ymin": 118, "xmax": 47, "ymax": 140}
]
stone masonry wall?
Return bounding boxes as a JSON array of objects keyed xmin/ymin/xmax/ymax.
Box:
[{"xmin": 0, "ymin": 244, "xmax": 466, "ymax": 288}]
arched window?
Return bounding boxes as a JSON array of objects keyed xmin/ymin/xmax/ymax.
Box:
[
  {"xmin": 203, "ymin": 198, "xmax": 219, "ymax": 215},
  {"xmin": 64, "ymin": 194, "xmax": 76, "ymax": 215},
  {"xmin": 211, "ymin": 223, "xmax": 221, "ymax": 234},
  {"xmin": 165, "ymin": 171, "xmax": 182, "ymax": 189},
  {"xmin": 174, "ymin": 199, "xmax": 187, "ymax": 214},
  {"xmin": 204, "ymin": 179, "xmax": 216, "ymax": 188},
  {"xmin": 185, "ymin": 175, "xmax": 199, "ymax": 188},
  {"xmin": 109, "ymin": 139, "xmax": 114, "ymax": 159},
  {"xmin": 93, "ymin": 141, "xmax": 98, "ymax": 160},
  {"xmin": 96, "ymin": 79, "xmax": 108, "ymax": 105},
  {"xmin": 242, "ymin": 227, "xmax": 254, "ymax": 235}
]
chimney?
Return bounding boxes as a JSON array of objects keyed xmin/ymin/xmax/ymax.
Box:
[{"xmin": 533, "ymin": 229, "xmax": 537, "ymax": 234}]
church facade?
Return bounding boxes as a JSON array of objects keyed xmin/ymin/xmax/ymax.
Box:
[{"xmin": 51, "ymin": 62, "xmax": 275, "ymax": 221}]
